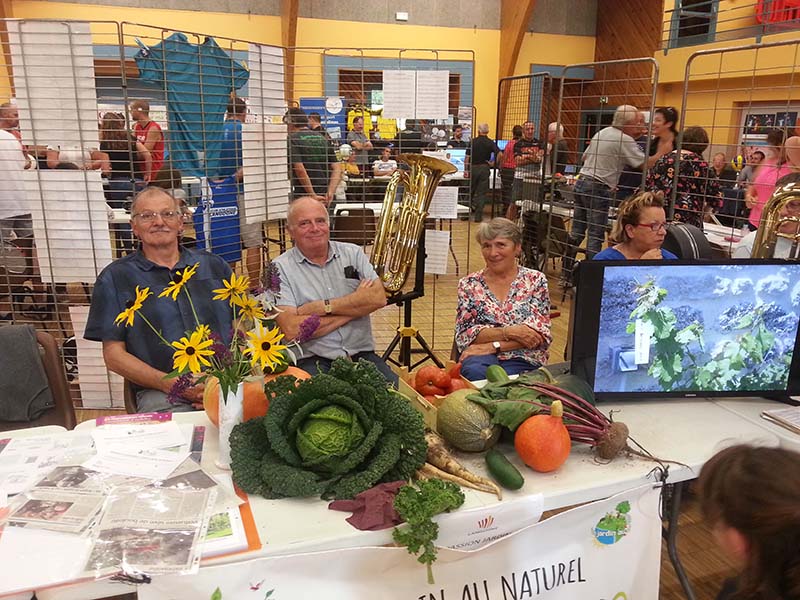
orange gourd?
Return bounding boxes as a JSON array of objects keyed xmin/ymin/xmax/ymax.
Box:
[
  {"xmin": 514, "ymin": 400, "xmax": 571, "ymax": 473},
  {"xmin": 203, "ymin": 367, "xmax": 311, "ymax": 426}
]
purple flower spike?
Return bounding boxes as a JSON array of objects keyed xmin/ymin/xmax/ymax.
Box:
[
  {"xmin": 264, "ymin": 262, "xmax": 281, "ymax": 294},
  {"xmin": 296, "ymin": 314, "xmax": 321, "ymax": 344},
  {"xmin": 167, "ymin": 373, "xmax": 195, "ymax": 405}
]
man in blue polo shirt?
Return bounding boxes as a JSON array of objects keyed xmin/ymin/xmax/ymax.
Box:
[
  {"xmin": 85, "ymin": 187, "xmax": 233, "ymax": 412},
  {"xmin": 273, "ymin": 196, "xmax": 397, "ymax": 383}
]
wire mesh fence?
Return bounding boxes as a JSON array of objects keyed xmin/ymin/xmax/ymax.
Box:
[{"xmin": 0, "ymin": 19, "xmax": 477, "ymax": 408}]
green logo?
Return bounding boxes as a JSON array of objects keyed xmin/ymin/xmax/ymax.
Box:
[{"xmin": 593, "ymin": 501, "xmax": 631, "ymax": 545}]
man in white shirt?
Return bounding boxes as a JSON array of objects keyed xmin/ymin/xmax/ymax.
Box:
[
  {"xmin": 0, "ymin": 129, "xmax": 32, "ymax": 318},
  {"xmin": 566, "ymin": 105, "xmax": 665, "ymax": 264},
  {"xmin": 372, "ymin": 146, "xmax": 398, "ymax": 177}
]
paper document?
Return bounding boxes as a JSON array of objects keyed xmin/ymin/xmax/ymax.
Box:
[
  {"xmin": 83, "ymin": 446, "xmax": 190, "ymax": 481},
  {"xmin": 428, "ymin": 186, "xmax": 458, "ymax": 220},
  {"xmin": 761, "ymin": 405, "xmax": 800, "ymax": 436},
  {"xmin": 423, "ymin": 229, "xmax": 450, "ymax": 275},
  {"xmin": 91, "ymin": 421, "xmax": 186, "ymax": 454}
]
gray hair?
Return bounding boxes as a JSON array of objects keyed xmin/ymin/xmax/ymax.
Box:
[
  {"xmin": 548, "ymin": 122, "xmax": 564, "ymax": 136},
  {"xmin": 612, "ymin": 105, "xmax": 641, "ymax": 128},
  {"xmin": 286, "ymin": 196, "xmax": 329, "ymax": 229},
  {"xmin": 130, "ymin": 186, "xmax": 180, "ymax": 215},
  {"xmin": 476, "ymin": 217, "xmax": 522, "ymax": 246},
  {"xmin": 478, "ymin": 123, "xmax": 490, "ymax": 135}
]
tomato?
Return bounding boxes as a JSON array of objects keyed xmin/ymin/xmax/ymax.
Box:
[
  {"xmin": 447, "ymin": 362, "xmax": 462, "ymax": 379},
  {"xmin": 448, "ymin": 378, "xmax": 470, "ymax": 391},
  {"xmin": 415, "ymin": 365, "xmax": 451, "ymax": 393},
  {"xmin": 417, "ymin": 382, "xmax": 448, "ymax": 396}
]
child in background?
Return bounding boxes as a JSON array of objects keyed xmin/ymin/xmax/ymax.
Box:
[{"xmin": 698, "ymin": 444, "xmax": 800, "ymax": 600}]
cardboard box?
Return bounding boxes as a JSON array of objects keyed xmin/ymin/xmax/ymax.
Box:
[{"xmin": 395, "ymin": 362, "xmax": 477, "ymax": 431}]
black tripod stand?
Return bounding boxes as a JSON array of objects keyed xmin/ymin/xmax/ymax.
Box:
[{"xmin": 380, "ymin": 232, "xmax": 444, "ymax": 370}]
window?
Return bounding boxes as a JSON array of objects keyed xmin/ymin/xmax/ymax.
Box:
[{"xmin": 670, "ymin": 0, "xmax": 718, "ymax": 48}]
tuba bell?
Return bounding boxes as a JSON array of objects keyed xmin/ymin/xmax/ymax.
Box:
[
  {"xmin": 751, "ymin": 178, "xmax": 800, "ymax": 259},
  {"xmin": 370, "ymin": 154, "xmax": 457, "ymax": 293}
]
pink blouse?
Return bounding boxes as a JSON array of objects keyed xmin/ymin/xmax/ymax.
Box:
[
  {"xmin": 455, "ymin": 266, "xmax": 552, "ymax": 367},
  {"xmin": 749, "ymin": 160, "xmax": 792, "ymax": 227}
]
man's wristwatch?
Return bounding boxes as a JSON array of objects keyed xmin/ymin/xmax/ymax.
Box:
[
  {"xmin": 492, "ymin": 341, "xmax": 501, "ymax": 353},
  {"xmin": 324, "ymin": 299, "xmax": 332, "ymax": 314}
]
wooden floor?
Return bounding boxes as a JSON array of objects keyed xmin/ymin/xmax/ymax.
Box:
[{"xmin": 72, "ymin": 216, "xmax": 736, "ymax": 600}]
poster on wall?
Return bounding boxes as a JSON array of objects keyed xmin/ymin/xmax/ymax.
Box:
[
  {"xmin": 299, "ymin": 97, "xmax": 347, "ymax": 140},
  {"xmin": 140, "ymin": 484, "xmax": 662, "ymax": 600},
  {"xmin": 741, "ymin": 108, "xmax": 799, "ymax": 142}
]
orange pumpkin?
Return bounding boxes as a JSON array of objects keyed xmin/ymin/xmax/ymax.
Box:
[
  {"xmin": 514, "ymin": 400, "xmax": 571, "ymax": 473},
  {"xmin": 203, "ymin": 367, "xmax": 311, "ymax": 426}
]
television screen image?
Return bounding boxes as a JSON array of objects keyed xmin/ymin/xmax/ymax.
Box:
[
  {"xmin": 571, "ymin": 261, "xmax": 800, "ymax": 400},
  {"xmin": 442, "ymin": 148, "xmax": 467, "ymax": 174}
]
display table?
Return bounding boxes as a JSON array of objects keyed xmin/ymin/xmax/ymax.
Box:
[{"xmin": 2, "ymin": 397, "xmax": 784, "ymax": 599}]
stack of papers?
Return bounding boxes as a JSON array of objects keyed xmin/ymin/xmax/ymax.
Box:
[
  {"xmin": 761, "ymin": 405, "xmax": 800, "ymax": 436},
  {"xmin": 84, "ymin": 422, "xmax": 190, "ymax": 480}
]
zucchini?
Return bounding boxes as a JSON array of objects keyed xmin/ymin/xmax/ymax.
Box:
[
  {"xmin": 485, "ymin": 448, "xmax": 525, "ymax": 490},
  {"xmin": 485, "ymin": 364, "xmax": 511, "ymax": 384}
]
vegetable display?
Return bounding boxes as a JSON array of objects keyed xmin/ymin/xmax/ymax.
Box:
[
  {"xmin": 411, "ymin": 363, "xmax": 470, "ymax": 402},
  {"xmin": 420, "ymin": 431, "xmax": 502, "ymax": 499},
  {"xmin": 514, "ymin": 400, "xmax": 571, "ymax": 472},
  {"xmin": 469, "ymin": 366, "xmax": 662, "ymax": 462},
  {"xmin": 436, "ymin": 389, "xmax": 500, "ymax": 452},
  {"xmin": 392, "ymin": 478, "xmax": 465, "ymax": 585},
  {"xmin": 229, "ymin": 358, "xmax": 428, "ymax": 500}
]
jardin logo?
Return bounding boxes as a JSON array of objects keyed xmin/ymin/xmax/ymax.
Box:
[
  {"xmin": 592, "ymin": 501, "xmax": 631, "ymax": 546},
  {"xmin": 478, "ymin": 516, "xmax": 494, "ymax": 529}
]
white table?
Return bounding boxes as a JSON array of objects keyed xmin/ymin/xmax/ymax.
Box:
[
  {"xmin": 713, "ymin": 397, "xmax": 800, "ymax": 453},
  {"xmin": 11, "ymin": 398, "xmax": 783, "ymax": 599},
  {"xmin": 703, "ymin": 222, "xmax": 744, "ymax": 255}
]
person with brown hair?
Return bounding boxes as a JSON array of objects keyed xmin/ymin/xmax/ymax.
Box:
[
  {"xmin": 593, "ymin": 191, "xmax": 678, "ymax": 260},
  {"xmin": 646, "ymin": 125, "xmax": 722, "ymax": 230},
  {"xmin": 130, "ymin": 99, "xmax": 164, "ymax": 180},
  {"xmin": 698, "ymin": 444, "xmax": 800, "ymax": 600}
]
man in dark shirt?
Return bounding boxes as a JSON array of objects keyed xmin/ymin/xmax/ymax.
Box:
[
  {"xmin": 513, "ymin": 121, "xmax": 545, "ymax": 218},
  {"xmin": 469, "ymin": 123, "xmax": 501, "ymax": 222},
  {"xmin": 396, "ymin": 119, "xmax": 424, "ymax": 155},
  {"xmin": 85, "ymin": 188, "xmax": 233, "ymax": 412},
  {"xmin": 447, "ymin": 124, "xmax": 469, "ymax": 149},
  {"xmin": 285, "ymin": 107, "xmax": 342, "ymax": 206}
]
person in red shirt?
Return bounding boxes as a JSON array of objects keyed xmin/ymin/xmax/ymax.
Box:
[{"xmin": 130, "ymin": 99, "xmax": 164, "ymax": 181}]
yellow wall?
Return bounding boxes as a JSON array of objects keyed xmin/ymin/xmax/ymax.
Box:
[
  {"xmin": 5, "ymin": 2, "xmax": 600, "ymax": 135},
  {"xmin": 10, "ymin": 1, "xmax": 282, "ymax": 46},
  {"xmin": 513, "ymin": 31, "xmax": 596, "ymax": 75}
]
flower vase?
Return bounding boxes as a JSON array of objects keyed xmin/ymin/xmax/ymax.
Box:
[{"xmin": 215, "ymin": 381, "xmax": 244, "ymax": 470}]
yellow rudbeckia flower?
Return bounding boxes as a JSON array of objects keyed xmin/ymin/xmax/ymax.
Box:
[
  {"xmin": 195, "ymin": 323, "xmax": 212, "ymax": 340},
  {"xmin": 244, "ymin": 322, "xmax": 287, "ymax": 371},
  {"xmin": 212, "ymin": 273, "xmax": 250, "ymax": 305},
  {"xmin": 114, "ymin": 286, "xmax": 152, "ymax": 327},
  {"xmin": 171, "ymin": 329, "xmax": 215, "ymax": 374},
  {"xmin": 159, "ymin": 263, "xmax": 199, "ymax": 301},
  {"xmin": 233, "ymin": 294, "xmax": 266, "ymax": 321}
]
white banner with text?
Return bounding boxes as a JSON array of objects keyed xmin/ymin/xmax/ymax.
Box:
[{"xmin": 140, "ymin": 484, "xmax": 661, "ymax": 600}]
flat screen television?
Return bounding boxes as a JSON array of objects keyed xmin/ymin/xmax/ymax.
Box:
[{"xmin": 569, "ymin": 259, "xmax": 800, "ymax": 401}]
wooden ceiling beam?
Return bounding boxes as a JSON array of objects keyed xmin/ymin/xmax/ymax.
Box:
[
  {"xmin": 281, "ymin": 0, "xmax": 298, "ymax": 104},
  {"xmin": 499, "ymin": 0, "xmax": 537, "ymax": 81}
]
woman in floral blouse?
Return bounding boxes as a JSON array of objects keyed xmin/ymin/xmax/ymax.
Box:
[
  {"xmin": 455, "ymin": 218, "xmax": 552, "ymax": 381},
  {"xmin": 646, "ymin": 126, "xmax": 722, "ymax": 230}
]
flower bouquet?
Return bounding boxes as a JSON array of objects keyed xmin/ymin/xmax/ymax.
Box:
[{"xmin": 114, "ymin": 262, "xmax": 318, "ymax": 468}]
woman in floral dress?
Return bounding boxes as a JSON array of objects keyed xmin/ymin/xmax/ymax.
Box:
[
  {"xmin": 646, "ymin": 126, "xmax": 722, "ymax": 230},
  {"xmin": 455, "ymin": 218, "xmax": 552, "ymax": 381}
]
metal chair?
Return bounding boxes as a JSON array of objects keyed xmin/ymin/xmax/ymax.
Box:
[{"xmin": 0, "ymin": 328, "xmax": 76, "ymax": 431}]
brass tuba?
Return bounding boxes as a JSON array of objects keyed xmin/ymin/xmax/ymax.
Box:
[
  {"xmin": 751, "ymin": 179, "xmax": 800, "ymax": 258},
  {"xmin": 371, "ymin": 154, "xmax": 457, "ymax": 293}
]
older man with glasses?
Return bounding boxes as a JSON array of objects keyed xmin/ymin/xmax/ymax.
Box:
[{"xmin": 85, "ymin": 187, "xmax": 233, "ymax": 412}]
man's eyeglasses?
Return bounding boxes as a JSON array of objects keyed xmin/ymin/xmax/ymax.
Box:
[
  {"xmin": 636, "ymin": 221, "xmax": 668, "ymax": 232},
  {"xmin": 133, "ymin": 210, "xmax": 182, "ymax": 223}
]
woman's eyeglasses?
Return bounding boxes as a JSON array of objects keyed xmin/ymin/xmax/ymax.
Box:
[
  {"xmin": 636, "ymin": 221, "xmax": 668, "ymax": 232},
  {"xmin": 133, "ymin": 210, "xmax": 182, "ymax": 223}
]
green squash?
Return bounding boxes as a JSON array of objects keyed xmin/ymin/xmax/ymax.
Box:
[{"xmin": 436, "ymin": 389, "xmax": 500, "ymax": 452}]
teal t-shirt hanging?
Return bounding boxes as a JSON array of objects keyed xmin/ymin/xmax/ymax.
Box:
[{"xmin": 135, "ymin": 33, "xmax": 249, "ymax": 178}]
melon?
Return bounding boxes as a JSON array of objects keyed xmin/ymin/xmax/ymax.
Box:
[{"xmin": 436, "ymin": 389, "xmax": 500, "ymax": 452}]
